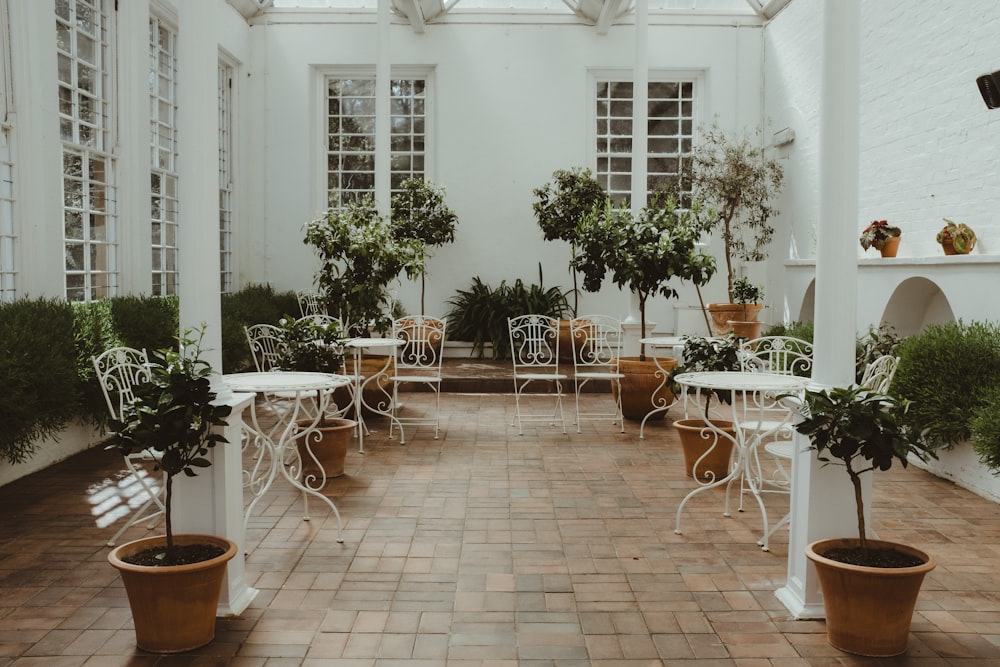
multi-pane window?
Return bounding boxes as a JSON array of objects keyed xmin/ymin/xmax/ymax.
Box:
[
  {"xmin": 150, "ymin": 16, "xmax": 178, "ymax": 296},
  {"xmin": 325, "ymin": 75, "xmax": 426, "ymax": 208},
  {"xmin": 0, "ymin": 132, "xmax": 14, "ymax": 302},
  {"xmin": 595, "ymin": 79, "xmax": 696, "ymax": 203},
  {"xmin": 218, "ymin": 61, "xmax": 233, "ymax": 294},
  {"xmin": 58, "ymin": 0, "xmax": 116, "ymax": 301}
]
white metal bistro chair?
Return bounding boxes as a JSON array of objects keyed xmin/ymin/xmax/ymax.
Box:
[
  {"xmin": 245, "ymin": 323, "xmax": 286, "ymax": 372},
  {"xmin": 570, "ymin": 315, "xmax": 625, "ymax": 433},
  {"xmin": 388, "ymin": 316, "xmax": 447, "ymax": 442},
  {"xmin": 508, "ymin": 314, "xmax": 568, "ymax": 435},
  {"xmin": 92, "ymin": 346, "xmax": 165, "ymax": 547},
  {"xmin": 296, "ymin": 290, "xmax": 323, "ymax": 317},
  {"xmin": 861, "ymin": 354, "xmax": 900, "ymax": 393}
]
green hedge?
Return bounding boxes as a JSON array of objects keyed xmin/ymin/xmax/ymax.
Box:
[{"xmin": 0, "ymin": 286, "xmax": 298, "ymax": 466}]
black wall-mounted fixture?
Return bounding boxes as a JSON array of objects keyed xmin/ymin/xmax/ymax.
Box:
[{"xmin": 976, "ymin": 70, "xmax": 1000, "ymax": 109}]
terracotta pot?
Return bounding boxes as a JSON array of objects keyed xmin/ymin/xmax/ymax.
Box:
[
  {"xmin": 806, "ymin": 538, "xmax": 936, "ymax": 657},
  {"xmin": 941, "ymin": 237, "xmax": 956, "ymax": 255},
  {"xmin": 672, "ymin": 418, "xmax": 735, "ymax": 480},
  {"xmin": 879, "ymin": 236, "xmax": 901, "ymax": 257},
  {"xmin": 727, "ymin": 320, "xmax": 763, "ymax": 340},
  {"xmin": 333, "ymin": 355, "xmax": 395, "ymax": 416},
  {"xmin": 615, "ymin": 356, "xmax": 677, "ymax": 421},
  {"xmin": 108, "ymin": 534, "xmax": 237, "ymax": 653},
  {"xmin": 295, "ymin": 417, "xmax": 356, "ymax": 483},
  {"xmin": 707, "ymin": 303, "xmax": 763, "ymax": 336}
]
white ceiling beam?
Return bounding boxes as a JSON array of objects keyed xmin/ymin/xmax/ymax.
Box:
[{"xmin": 596, "ymin": 0, "xmax": 627, "ymax": 34}]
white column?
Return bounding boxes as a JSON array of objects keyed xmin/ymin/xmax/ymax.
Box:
[
  {"xmin": 776, "ymin": 0, "xmax": 863, "ymax": 619},
  {"xmin": 375, "ymin": 0, "xmax": 391, "ymax": 218},
  {"xmin": 176, "ymin": 0, "xmax": 223, "ymax": 371},
  {"xmin": 173, "ymin": 394, "xmax": 258, "ymax": 616},
  {"xmin": 623, "ymin": 0, "xmax": 650, "ymax": 354}
]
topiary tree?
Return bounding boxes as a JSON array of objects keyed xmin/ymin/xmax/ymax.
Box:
[
  {"xmin": 532, "ymin": 167, "xmax": 607, "ymax": 316},
  {"xmin": 391, "ymin": 178, "xmax": 459, "ymax": 314},
  {"xmin": 572, "ymin": 194, "xmax": 716, "ymax": 360}
]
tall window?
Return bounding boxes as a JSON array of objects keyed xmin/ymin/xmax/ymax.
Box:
[
  {"xmin": 218, "ymin": 60, "xmax": 234, "ymax": 294},
  {"xmin": 58, "ymin": 0, "xmax": 116, "ymax": 301},
  {"xmin": 595, "ymin": 78, "xmax": 696, "ymax": 203},
  {"xmin": 150, "ymin": 16, "xmax": 178, "ymax": 296},
  {"xmin": 325, "ymin": 75, "xmax": 427, "ymax": 208}
]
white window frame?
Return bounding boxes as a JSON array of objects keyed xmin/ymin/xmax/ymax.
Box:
[
  {"xmin": 59, "ymin": 0, "xmax": 117, "ymax": 302},
  {"xmin": 218, "ymin": 57, "xmax": 234, "ymax": 294},
  {"xmin": 149, "ymin": 13, "xmax": 178, "ymax": 297},
  {"xmin": 318, "ymin": 66, "xmax": 433, "ymax": 210},
  {"xmin": 589, "ymin": 69, "xmax": 703, "ymax": 203},
  {"xmin": 0, "ymin": 1, "xmax": 14, "ymax": 302}
]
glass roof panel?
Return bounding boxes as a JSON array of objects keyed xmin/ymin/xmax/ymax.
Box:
[{"xmin": 268, "ymin": 0, "xmax": 757, "ymax": 14}]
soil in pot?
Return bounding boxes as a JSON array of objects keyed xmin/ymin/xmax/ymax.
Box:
[
  {"xmin": 615, "ymin": 356, "xmax": 677, "ymax": 421},
  {"xmin": 806, "ymin": 537, "xmax": 936, "ymax": 657},
  {"xmin": 673, "ymin": 418, "xmax": 736, "ymax": 480}
]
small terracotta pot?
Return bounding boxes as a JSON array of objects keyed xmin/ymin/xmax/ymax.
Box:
[{"xmin": 879, "ymin": 236, "xmax": 901, "ymax": 257}]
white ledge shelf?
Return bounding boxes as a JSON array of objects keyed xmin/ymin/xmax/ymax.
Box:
[{"xmin": 786, "ymin": 254, "xmax": 1000, "ymax": 268}]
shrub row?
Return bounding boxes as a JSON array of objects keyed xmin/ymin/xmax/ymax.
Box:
[{"xmin": 0, "ymin": 285, "xmax": 297, "ymax": 465}]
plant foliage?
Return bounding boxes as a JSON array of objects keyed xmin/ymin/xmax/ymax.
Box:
[
  {"xmin": 446, "ymin": 267, "xmax": 570, "ymax": 360},
  {"xmin": 971, "ymin": 386, "xmax": 1000, "ymax": 472},
  {"xmin": 108, "ymin": 327, "xmax": 232, "ymax": 550},
  {"xmin": 794, "ymin": 385, "xmax": 933, "ymax": 550},
  {"xmin": 893, "ymin": 320, "xmax": 1000, "ymax": 450},
  {"xmin": 669, "ymin": 334, "xmax": 742, "ymax": 412},
  {"xmin": 687, "ymin": 123, "xmax": 784, "ymax": 302},
  {"xmin": 304, "ymin": 195, "xmax": 423, "ymax": 335},
  {"xmin": 0, "ymin": 298, "xmax": 81, "ymax": 464},
  {"xmin": 572, "ymin": 194, "xmax": 716, "ymax": 359},
  {"xmin": 391, "ymin": 178, "xmax": 459, "ymax": 313},
  {"xmin": 275, "ymin": 315, "xmax": 346, "ymax": 373}
]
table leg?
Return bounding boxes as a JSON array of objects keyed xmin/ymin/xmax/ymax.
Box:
[
  {"xmin": 357, "ymin": 352, "xmax": 405, "ymax": 444},
  {"xmin": 639, "ymin": 347, "xmax": 678, "ymax": 439}
]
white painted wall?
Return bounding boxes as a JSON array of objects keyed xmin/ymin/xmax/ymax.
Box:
[
  {"xmin": 764, "ymin": 0, "xmax": 1000, "ymax": 501},
  {"xmin": 247, "ymin": 14, "xmax": 765, "ymax": 333}
]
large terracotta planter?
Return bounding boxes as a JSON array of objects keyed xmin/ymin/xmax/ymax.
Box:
[
  {"xmin": 615, "ymin": 356, "xmax": 677, "ymax": 421},
  {"xmin": 557, "ymin": 318, "xmax": 589, "ymax": 363},
  {"xmin": 672, "ymin": 418, "xmax": 735, "ymax": 480},
  {"xmin": 108, "ymin": 534, "xmax": 237, "ymax": 653},
  {"xmin": 707, "ymin": 303, "xmax": 763, "ymax": 336},
  {"xmin": 806, "ymin": 538, "xmax": 936, "ymax": 657},
  {"xmin": 727, "ymin": 320, "xmax": 763, "ymax": 340},
  {"xmin": 296, "ymin": 417, "xmax": 356, "ymax": 484}
]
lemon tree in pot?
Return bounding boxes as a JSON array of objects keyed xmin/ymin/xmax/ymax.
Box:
[
  {"xmin": 275, "ymin": 315, "xmax": 355, "ymax": 483},
  {"xmin": 793, "ymin": 384, "xmax": 937, "ymax": 657},
  {"xmin": 572, "ymin": 193, "xmax": 716, "ymax": 420},
  {"xmin": 533, "ymin": 167, "xmax": 607, "ymax": 359},
  {"xmin": 106, "ymin": 327, "xmax": 236, "ymax": 653}
]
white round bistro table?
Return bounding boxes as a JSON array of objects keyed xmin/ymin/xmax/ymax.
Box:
[
  {"xmin": 222, "ymin": 370, "xmax": 352, "ymax": 542},
  {"xmin": 672, "ymin": 370, "xmax": 808, "ymax": 551}
]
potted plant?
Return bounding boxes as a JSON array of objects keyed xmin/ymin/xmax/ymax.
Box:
[
  {"xmin": 572, "ymin": 193, "xmax": 716, "ymax": 420},
  {"xmin": 793, "ymin": 384, "xmax": 937, "ymax": 657},
  {"xmin": 727, "ymin": 277, "xmax": 765, "ymax": 339},
  {"xmin": 275, "ymin": 315, "xmax": 356, "ymax": 482},
  {"xmin": 303, "ymin": 194, "xmax": 423, "ymax": 336},
  {"xmin": 936, "ymin": 217, "xmax": 977, "ymax": 255},
  {"xmin": 668, "ymin": 334, "xmax": 742, "ymax": 479},
  {"xmin": 686, "ymin": 123, "xmax": 784, "ymax": 334},
  {"xmin": 390, "ymin": 177, "xmax": 459, "ymax": 315},
  {"xmin": 106, "ymin": 327, "xmax": 237, "ymax": 653},
  {"xmin": 533, "ymin": 168, "xmax": 607, "ymax": 359},
  {"xmin": 859, "ymin": 219, "xmax": 902, "ymax": 257}
]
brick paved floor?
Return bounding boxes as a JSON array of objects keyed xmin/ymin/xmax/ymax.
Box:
[{"xmin": 2, "ymin": 382, "xmax": 1000, "ymax": 665}]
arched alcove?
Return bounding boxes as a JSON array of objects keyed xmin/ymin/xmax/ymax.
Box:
[
  {"xmin": 882, "ymin": 276, "xmax": 954, "ymax": 336},
  {"xmin": 797, "ymin": 279, "xmax": 815, "ymax": 323}
]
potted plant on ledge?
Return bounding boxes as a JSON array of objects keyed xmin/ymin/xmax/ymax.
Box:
[
  {"xmin": 726, "ymin": 277, "xmax": 764, "ymax": 339},
  {"xmin": 859, "ymin": 219, "xmax": 901, "ymax": 257},
  {"xmin": 936, "ymin": 218, "xmax": 977, "ymax": 255},
  {"xmin": 793, "ymin": 384, "xmax": 937, "ymax": 657},
  {"xmin": 106, "ymin": 327, "xmax": 236, "ymax": 653}
]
